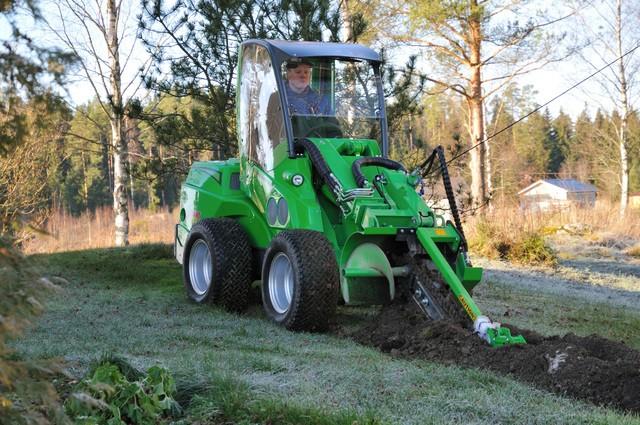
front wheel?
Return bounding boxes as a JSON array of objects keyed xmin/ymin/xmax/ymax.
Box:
[
  {"xmin": 261, "ymin": 230, "xmax": 339, "ymax": 332},
  {"xmin": 183, "ymin": 218, "xmax": 253, "ymax": 312}
]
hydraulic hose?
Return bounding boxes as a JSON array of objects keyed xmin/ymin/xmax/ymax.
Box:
[
  {"xmin": 294, "ymin": 138, "xmax": 341, "ymax": 195},
  {"xmin": 352, "ymin": 157, "xmax": 406, "ymax": 187}
]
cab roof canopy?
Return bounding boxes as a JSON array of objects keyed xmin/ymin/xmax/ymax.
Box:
[{"xmin": 243, "ymin": 39, "xmax": 381, "ymax": 64}]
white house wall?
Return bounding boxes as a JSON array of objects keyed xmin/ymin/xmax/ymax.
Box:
[{"xmin": 523, "ymin": 182, "xmax": 568, "ymax": 200}]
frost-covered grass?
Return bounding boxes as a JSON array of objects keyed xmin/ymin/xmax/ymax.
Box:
[
  {"xmin": 476, "ymin": 277, "xmax": 640, "ymax": 348},
  {"xmin": 478, "ymin": 258, "xmax": 640, "ymax": 310},
  {"xmin": 474, "ymin": 239, "xmax": 640, "ymax": 348},
  {"xmin": 14, "ymin": 244, "xmax": 640, "ymax": 424}
]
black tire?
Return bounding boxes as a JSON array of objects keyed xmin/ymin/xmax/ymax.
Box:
[
  {"xmin": 183, "ymin": 218, "xmax": 253, "ymax": 312},
  {"xmin": 261, "ymin": 230, "xmax": 339, "ymax": 332}
]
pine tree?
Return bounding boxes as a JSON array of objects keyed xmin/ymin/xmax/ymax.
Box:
[
  {"xmin": 0, "ymin": 0, "xmax": 72, "ymax": 155},
  {"xmin": 137, "ymin": 0, "xmax": 341, "ymax": 166},
  {"xmin": 549, "ymin": 110, "xmax": 573, "ymax": 175},
  {"xmin": 402, "ymin": 0, "xmax": 572, "ymax": 208},
  {"xmin": 561, "ymin": 108, "xmax": 593, "ymax": 182}
]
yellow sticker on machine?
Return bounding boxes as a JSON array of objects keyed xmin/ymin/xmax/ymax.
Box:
[
  {"xmin": 435, "ymin": 228, "xmax": 447, "ymax": 236},
  {"xmin": 458, "ymin": 295, "xmax": 476, "ymax": 321}
]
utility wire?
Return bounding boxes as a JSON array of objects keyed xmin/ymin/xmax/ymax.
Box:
[{"xmin": 446, "ymin": 42, "xmax": 640, "ymax": 165}]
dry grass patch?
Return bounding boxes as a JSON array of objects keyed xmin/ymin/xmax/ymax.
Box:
[
  {"xmin": 22, "ymin": 206, "xmax": 175, "ymax": 254},
  {"xmin": 465, "ymin": 201, "xmax": 640, "ymax": 266}
]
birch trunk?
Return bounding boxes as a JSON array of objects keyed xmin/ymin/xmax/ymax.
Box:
[
  {"xmin": 616, "ymin": 0, "xmax": 629, "ymax": 217},
  {"xmin": 482, "ymin": 101, "xmax": 493, "ymax": 209},
  {"xmin": 342, "ymin": 0, "xmax": 352, "ymax": 41},
  {"xmin": 107, "ymin": 0, "xmax": 129, "ymax": 246},
  {"xmin": 81, "ymin": 151, "xmax": 89, "ymax": 207}
]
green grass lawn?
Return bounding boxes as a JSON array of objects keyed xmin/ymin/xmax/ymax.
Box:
[{"xmin": 14, "ymin": 244, "xmax": 640, "ymax": 424}]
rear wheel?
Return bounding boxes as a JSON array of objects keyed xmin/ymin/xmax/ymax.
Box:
[
  {"xmin": 183, "ymin": 218, "xmax": 253, "ymax": 312},
  {"xmin": 262, "ymin": 230, "xmax": 339, "ymax": 331}
]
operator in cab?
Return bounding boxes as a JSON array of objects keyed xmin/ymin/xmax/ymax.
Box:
[{"xmin": 284, "ymin": 61, "xmax": 331, "ymax": 116}]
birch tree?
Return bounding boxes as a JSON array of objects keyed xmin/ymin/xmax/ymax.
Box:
[
  {"xmin": 575, "ymin": 0, "xmax": 639, "ymax": 216},
  {"xmin": 403, "ymin": 0, "xmax": 572, "ymax": 208},
  {"xmin": 41, "ymin": 0, "xmax": 147, "ymax": 245}
]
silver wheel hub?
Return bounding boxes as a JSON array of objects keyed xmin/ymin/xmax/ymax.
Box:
[
  {"xmin": 268, "ymin": 252, "xmax": 294, "ymax": 314},
  {"xmin": 189, "ymin": 239, "xmax": 212, "ymax": 295}
]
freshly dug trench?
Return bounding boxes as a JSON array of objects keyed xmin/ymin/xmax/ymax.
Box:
[{"xmin": 349, "ymin": 300, "xmax": 640, "ymax": 413}]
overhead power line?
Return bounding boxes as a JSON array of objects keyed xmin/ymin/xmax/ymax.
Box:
[{"xmin": 447, "ymin": 42, "xmax": 640, "ymax": 165}]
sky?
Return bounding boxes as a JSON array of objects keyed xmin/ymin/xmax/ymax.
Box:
[
  {"xmin": 6, "ymin": 0, "xmax": 637, "ymax": 121},
  {"xmin": 9, "ymin": 0, "xmax": 151, "ymax": 109}
]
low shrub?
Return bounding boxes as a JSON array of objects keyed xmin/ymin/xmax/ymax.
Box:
[
  {"xmin": 467, "ymin": 218, "xmax": 556, "ymax": 266},
  {"xmin": 65, "ymin": 356, "xmax": 180, "ymax": 425},
  {"xmin": 0, "ymin": 235, "xmax": 68, "ymax": 425},
  {"xmin": 626, "ymin": 244, "xmax": 640, "ymax": 258},
  {"xmin": 508, "ymin": 232, "xmax": 557, "ymax": 266},
  {"xmin": 467, "ymin": 220, "xmax": 509, "ymax": 260}
]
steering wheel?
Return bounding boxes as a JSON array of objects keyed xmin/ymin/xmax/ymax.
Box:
[{"xmin": 302, "ymin": 120, "xmax": 343, "ymax": 138}]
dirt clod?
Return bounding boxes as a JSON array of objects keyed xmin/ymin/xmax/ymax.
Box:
[{"xmin": 349, "ymin": 301, "xmax": 640, "ymax": 413}]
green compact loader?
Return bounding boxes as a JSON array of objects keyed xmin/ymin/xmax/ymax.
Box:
[{"xmin": 174, "ymin": 39, "xmax": 525, "ymax": 347}]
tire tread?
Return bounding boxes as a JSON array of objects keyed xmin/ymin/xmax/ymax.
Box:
[
  {"xmin": 184, "ymin": 217, "xmax": 252, "ymax": 312},
  {"xmin": 263, "ymin": 230, "xmax": 339, "ymax": 332}
]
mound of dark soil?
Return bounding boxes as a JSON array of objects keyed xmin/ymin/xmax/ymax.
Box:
[{"xmin": 349, "ymin": 301, "xmax": 640, "ymax": 413}]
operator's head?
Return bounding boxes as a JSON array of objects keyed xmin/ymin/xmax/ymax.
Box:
[{"xmin": 286, "ymin": 61, "xmax": 313, "ymax": 94}]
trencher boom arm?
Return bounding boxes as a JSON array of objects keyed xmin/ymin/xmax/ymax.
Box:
[
  {"xmin": 417, "ymin": 228, "xmax": 526, "ymax": 347},
  {"xmin": 415, "ymin": 146, "xmax": 526, "ymax": 347}
]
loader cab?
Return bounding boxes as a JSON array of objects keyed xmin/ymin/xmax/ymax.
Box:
[
  {"xmin": 237, "ymin": 39, "xmax": 389, "ymax": 174},
  {"xmin": 283, "ymin": 58, "xmax": 385, "ymax": 144}
]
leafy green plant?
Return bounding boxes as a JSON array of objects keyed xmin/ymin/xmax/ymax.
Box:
[{"xmin": 65, "ymin": 357, "xmax": 180, "ymax": 424}]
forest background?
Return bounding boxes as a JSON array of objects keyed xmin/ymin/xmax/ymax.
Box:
[{"xmin": 1, "ymin": 0, "xmax": 639, "ymax": 246}]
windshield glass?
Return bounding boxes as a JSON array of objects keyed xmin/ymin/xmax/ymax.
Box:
[{"xmin": 282, "ymin": 58, "xmax": 382, "ymax": 143}]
